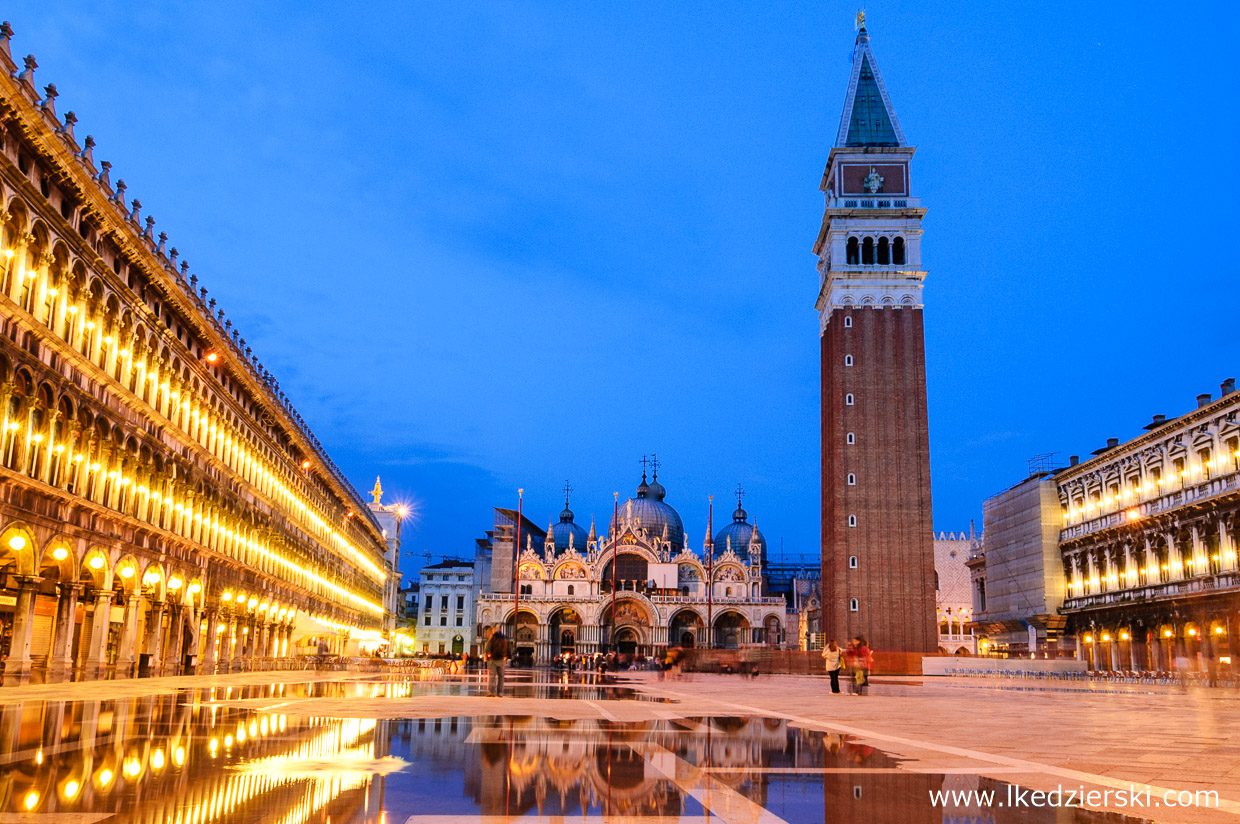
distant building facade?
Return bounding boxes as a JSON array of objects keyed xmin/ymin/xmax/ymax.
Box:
[
  {"xmin": 475, "ymin": 472, "xmax": 786, "ymax": 663},
  {"xmin": 933, "ymin": 530, "xmax": 979, "ymax": 655},
  {"xmin": 815, "ymin": 22, "xmax": 936, "ymax": 654},
  {"xmin": 765, "ymin": 557, "xmax": 822, "ymax": 650},
  {"xmin": 417, "ymin": 560, "xmax": 477, "ymax": 656}
]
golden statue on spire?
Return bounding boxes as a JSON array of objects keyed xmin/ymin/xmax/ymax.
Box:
[
  {"xmin": 856, "ymin": 9, "xmax": 866, "ymax": 30},
  {"xmin": 370, "ymin": 476, "xmax": 383, "ymax": 505}
]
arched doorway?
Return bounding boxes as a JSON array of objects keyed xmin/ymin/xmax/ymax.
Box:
[
  {"xmin": 615, "ymin": 627, "xmax": 639, "ymax": 656},
  {"xmin": 764, "ymin": 615, "xmax": 781, "ymax": 647},
  {"xmin": 603, "ymin": 599, "xmax": 651, "ymax": 656},
  {"xmin": 451, "ymin": 635, "xmax": 464, "ymax": 655},
  {"xmin": 713, "ymin": 612, "xmax": 749, "ymax": 649},
  {"xmin": 506, "ymin": 610, "xmax": 538, "ymax": 667},
  {"xmin": 550, "ymin": 607, "xmax": 582, "ymax": 656},
  {"xmin": 668, "ymin": 609, "xmax": 702, "ymax": 648}
]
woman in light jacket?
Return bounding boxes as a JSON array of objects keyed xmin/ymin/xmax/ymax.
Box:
[{"xmin": 821, "ymin": 640, "xmax": 843, "ymax": 694}]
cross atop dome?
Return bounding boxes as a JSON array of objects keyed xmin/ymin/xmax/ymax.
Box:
[{"xmin": 834, "ymin": 14, "xmax": 907, "ymax": 148}]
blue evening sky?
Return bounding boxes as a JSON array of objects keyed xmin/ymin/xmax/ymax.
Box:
[{"xmin": 15, "ymin": 2, "xmax": 1238, "ymax": 580}]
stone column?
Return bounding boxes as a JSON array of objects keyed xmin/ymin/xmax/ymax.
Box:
[
  {"xmin": 84, "ymin": 590, "xmax": 114, "ymax": 670},
  {"xmin": 142, "ymin": 600, "xmax": 166, "ymax": 673},
  {"xmin": 6, "ymin": 576, "xmax": 43, "ymax": 676},
  {"xmin": 164, "ymin": 605, "xmax": 184, "ymax": 673},
  {"xmin": 255, "ymin": 622, "xmax": 269, "ymax": 664},
  {"xmin": 115, "ymin": 593, "xmax": 142, "ymax": 676},
  {"xmin": 201, "ymin": 608, "xmax": 221, "ymax": 670},
  {"xmin": 233, "ymin": 617, "xmax": 250, "ymax": 666},
  {"xmin": 49, "ymin": 582, "xmax": 82, "ymax": 673}
]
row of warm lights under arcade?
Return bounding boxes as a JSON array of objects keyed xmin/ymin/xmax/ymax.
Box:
[
  {"xmin": 4, "ymin": 252, "xmax": 387, "ymax": 584},
  {"xmin": 1061, "ymin": 449, "xmax": 1240, "ymax": 525}
]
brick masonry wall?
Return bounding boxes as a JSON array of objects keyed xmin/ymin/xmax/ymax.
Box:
[{"xmin": 821, "ymin": 305, "xmax": 937, "ymax": 653}]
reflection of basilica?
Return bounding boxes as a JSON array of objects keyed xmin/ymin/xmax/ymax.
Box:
[
  {"xmin": 475, "ymin": 471, "xmax": 787, "ymax": 662},
  {"xmin": 393, "ymin": 712, "xmax": 819, "ymax": 820}
]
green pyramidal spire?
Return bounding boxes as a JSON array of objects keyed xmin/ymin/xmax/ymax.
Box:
[{"xmin": 836, "ymin": 25, "xmax": 906, "ymax": 148}]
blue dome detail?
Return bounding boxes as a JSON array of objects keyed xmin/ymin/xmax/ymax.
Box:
[
  {"xmin": 714, "ymin": 505, "xmax": 766, "ymax": 562},
  {"xmin": 553, "ymin": 506, "xmax": 589, "ymax": 552},
  {"xmin": 610, "ymin": 473, "xmax": 684, "ymax": 550}
]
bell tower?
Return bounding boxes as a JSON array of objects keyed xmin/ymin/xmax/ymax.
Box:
[{"xmin": 814, "ymin": 18, "xmax": 936, "ymax": 655}]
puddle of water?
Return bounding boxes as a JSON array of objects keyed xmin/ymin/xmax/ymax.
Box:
[{"xmin": 0, "ymin": 691, "xmax": 1155, "ymax": 823}]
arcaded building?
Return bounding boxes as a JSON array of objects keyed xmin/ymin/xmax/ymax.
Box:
[
  {"xmin": 1057, "ymin": 381, "xmax": 1240, "ymax": 671},
  {"xmin": 0, "ymin": 28, "xmax": 392, "ymax": 677},
  {"xmin": 814, "ymin": 22, "xmax": 937, "ymax": 653},
  {"xmin": 475, "ymin": 472, "xmax": 786, "ymax": 663}
]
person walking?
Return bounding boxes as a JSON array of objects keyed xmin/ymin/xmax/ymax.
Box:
[
  {"xmin": 485, "ymin": 630, "xmax": 509, "ymax": 697},
  {"xmin": 821, "ymin": 640, "xmax": 843, "ymax": 694},
  {"xmin": 850, "ymin": 636, "xmax": 873, "ymax": 696}
]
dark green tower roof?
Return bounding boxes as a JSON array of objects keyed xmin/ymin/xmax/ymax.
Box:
[{"xmin": 835, "ymin": 26, "xmax": 907, "ymax": 148}]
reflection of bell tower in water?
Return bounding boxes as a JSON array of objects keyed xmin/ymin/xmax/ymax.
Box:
[{"xmin": 814, "ymin": 17, "xmax": 936, "ymax": 654}]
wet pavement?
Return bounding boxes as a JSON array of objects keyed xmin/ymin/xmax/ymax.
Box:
[{"xmin": 0, "ymin": 670, "xmax": 1216, "ymax": 823}]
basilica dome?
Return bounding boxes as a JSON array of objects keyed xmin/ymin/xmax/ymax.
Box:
[
  {"xmin": 551, "ymin": 504, "xmax": 590, "ymax": 552},
  {"xmin": 714, "ymin": 502, "xmax": 766, "ymax": 561},
  {"xmin": 610, "ymin": 473, "xmax": 685, "ymax": 550}
]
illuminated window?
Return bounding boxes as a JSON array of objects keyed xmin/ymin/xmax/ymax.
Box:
[
  {"xmin": 845, "ymin": 393, "xmax": 855, "ymax": 406},
  {"xmin": 849, "ymin": 555, "xmax": 858, "ymax": 569},
  {"xmin": 846, "ymin": 432, "xmax": 855, "ymax": 445},
  {"xmin": 844, "ymin": 316, "xmax": 853, "ymax": 328},
  {"xmin": 847, "ymin": 473, "xmax": 856, "ymax": 486},
  {"xmin": 849, "ymin": 598, "xmax": 859, "ymax": 612},
  {"xmin": 848, "ymin": 514, "xmax": 857, "ymax": 528}
]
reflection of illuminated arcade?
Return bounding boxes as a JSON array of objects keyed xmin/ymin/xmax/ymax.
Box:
[{"xmin": 0, "ymin": 684, "xmax": 395, "ymax": 823}]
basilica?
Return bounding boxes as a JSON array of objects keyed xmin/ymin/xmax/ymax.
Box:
[{"xmin": 474, "ymin": 470, "xmax": 787, "ymax": 663}]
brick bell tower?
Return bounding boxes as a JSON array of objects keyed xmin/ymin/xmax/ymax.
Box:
[{"xmin": 813, "ymin": 17, "xmax": 936, "ymax": 655}]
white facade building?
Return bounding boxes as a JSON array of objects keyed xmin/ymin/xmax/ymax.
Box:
[
  {"xmin": 935, "ymin": 529, "xmax": 979, "ymax": 655},
  {"xmin": 418, "ymin": 560, "xmax": 477, "ymax": 656}
]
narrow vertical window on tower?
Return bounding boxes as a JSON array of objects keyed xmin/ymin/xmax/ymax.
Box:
[
  {"xmin": 877, "ymin": 237, "xmax": 889, "ymax": 264},
  {"xmin": 846, "ymin": 432, "xmax": 856, "ymax": 444},
  {"xmin": 849, "ymin": 555, "xmax": 859, "ymax": 569},
  {"xmin": 849, "ymin": 598, "xmax": 859, "ymax": 612},
  {"xmin": 848, "ymin": 515, "xmax": 857, "ymax": 527},
  {"xmin": 843, "ymin": 316, "xmax": 853, "ymax": 328},
  {"xmin": 846, "ymin": 237, "xmax": 859, "ymax": 265},
  {"xmin": 844, "ymin": 354, "xmax": 853, "ymax": 366},
  {"xmin": 847, "ymin": 473, "xmax": 856, "ymax": 486},
  {"xmin": 893, "ymin": 237, "xmax": 906, "ymax": 265},
  {"xmin": 845, "ymin": 393, "xmax": 855, "ymax": 406}
]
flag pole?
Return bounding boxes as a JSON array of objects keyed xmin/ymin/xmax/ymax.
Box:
[{"xmin": 513, "ymin": 488, "xmax": 523, "ymax": 648}]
